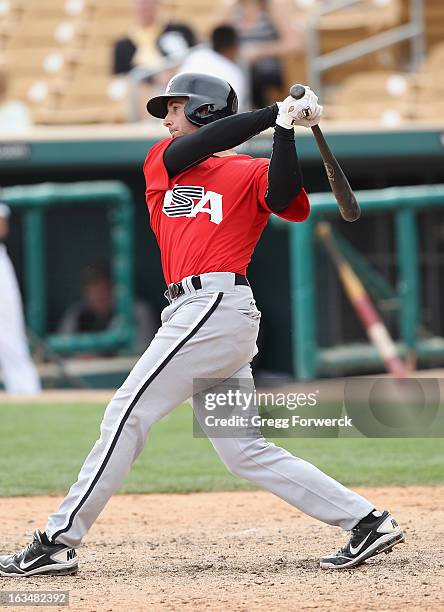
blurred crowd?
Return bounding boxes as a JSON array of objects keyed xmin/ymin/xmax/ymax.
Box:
[
  {"xmin": 0, "ymin": 0, "xmax": 308, "ymax": 128},
  {"xmin": 0, "ymin": 0, "xmax": 439, "ymax": 127},
  {"xmin": 4, "ymin": 0, "xmax": 437, "ymax": 137},
  {"xmin": 110, "ymin": 0, "xmax": 305, "ymax": 113}
]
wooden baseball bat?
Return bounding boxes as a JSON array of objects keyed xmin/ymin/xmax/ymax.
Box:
[
  {"xmin": 290, "ymin": 84, "xmax": 361, "ymax": 223},
  {"xmin": 316, "ymin": 222, "xmax": 407, "ymax": 377}
]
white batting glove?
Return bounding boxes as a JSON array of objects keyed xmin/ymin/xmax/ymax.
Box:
[{"xmin": 276, "ymin": 87, "xmax": 323, "ymax": 129}]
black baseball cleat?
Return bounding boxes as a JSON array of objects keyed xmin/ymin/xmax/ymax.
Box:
[
  {"xmin": 320, "ymin": 510, "xmax": 405, "ymax": 570},
  {"xmin": 0, "ymin": 529, "xmax": 78, "ymax": 576}
]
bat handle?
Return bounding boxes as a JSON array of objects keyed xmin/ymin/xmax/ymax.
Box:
[
  {"xmin": 310, "ymin": 124, "xmax": 323, "ymax": 141},
  {"xmin": 290, "ymin": 84, "xmax": 306, "ymax": 100}
]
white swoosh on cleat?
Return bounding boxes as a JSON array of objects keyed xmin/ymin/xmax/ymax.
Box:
[
  {"xmin": 19, "ymin": 555, "xmax": 46, "ymax": 570},
  {"xmin": 349, "ymin": 532, "xmax": 371, "ymax": 555}
]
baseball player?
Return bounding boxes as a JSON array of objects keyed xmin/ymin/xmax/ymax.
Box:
[
  {"xmin": 0, "ymin": 202, "xmax": 41, "ymax": 395},
  {"xmin": 0, "ymin": 74, "xmax": 404, "ymax": 576}
]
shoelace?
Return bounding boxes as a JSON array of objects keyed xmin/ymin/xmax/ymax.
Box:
[
  {"xmin": 21, "ymin": 532, "xmax": 39, "ymax": 556},
  {"xmin": 337, "ymin": 527, "xmax": 358, "ymax": 555}
]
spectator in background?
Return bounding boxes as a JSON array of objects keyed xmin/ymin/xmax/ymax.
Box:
[
  {"xmin": 0, "ymin": 202, "xmax": 41, "ymax": 394},
  {"xmin": 113, "ymin": 0, "xmax": 197, "ymax": 76},
  {"xmin": 179, "ymin": 25, "xmax": 249, "ymax": 110},
  {"xmin": 57, "ymin": 263, "xmax": 157, "ymax": 356},
  {"xmin": 0, "ymin": 59, "xmax": 31, "ymax": 132},
  {"xmin": 218, "ymin": 0, "xmax": 305, "ymax": 108}
]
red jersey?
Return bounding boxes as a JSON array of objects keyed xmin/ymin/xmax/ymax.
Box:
[{"xmin": 143, "ymin": 138, "xmax": 310, "ymax": 285}]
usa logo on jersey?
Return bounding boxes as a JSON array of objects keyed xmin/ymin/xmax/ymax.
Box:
[{"xmin": 163, "ymin": 185, "xmax": 223, "ymax": 224}]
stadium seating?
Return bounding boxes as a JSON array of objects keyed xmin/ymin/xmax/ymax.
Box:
[
  {"xmin": 421, "ymin": 42, "xmax": 444, "ymax": 75},
  {"xmin": 420, "ymin": 0, "xmax": 444, "ymax": 50},
  {"xmin": 7, "ymin": 76, "xmax": 62, "ymax": 113},
  {"xmin": 4, "ymin": 47, "xmax": 79, "ymax": 78},
  {"xmin": 0, "ymin": 0, "xmax": 441, "ymax": 125},
  {"xmin": 410, "ymin": 43, "xmax": 444, "ymax": 121},
  {"xmin": 326, "ymin": 37, "xmax": 444, "ymax": 125},
  {"xmin": 75, "ymin": 45, "xmax": 113, "ymax": 76},
  {"xmin": 326, "ymin": 70, "xmax": 413, "ymax": 123},
  {"xmin": 7, "ymin": 17, "xmax": 90, "ymax": 49},
  {"xmin": 88, "ymin": 15, "xmax": 134, "ymax": 45},
  {"xmin": 317, "ymin": 0, "xmax": 404, "ymax": 84}
]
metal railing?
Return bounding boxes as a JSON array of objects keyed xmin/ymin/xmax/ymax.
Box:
[
  {"xmin": 274, "ymin": 185, "xmax": 444, "ymax": 380},
  {"xmin": 307, "ymin": 0, "xmax": 425, "ymax": 95}
]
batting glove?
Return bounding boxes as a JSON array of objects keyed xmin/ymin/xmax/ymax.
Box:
[{"xmin": 276, "ymin": 87, "xmax": 323, "ymax": 129}]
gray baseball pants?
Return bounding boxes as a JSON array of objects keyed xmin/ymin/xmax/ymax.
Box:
[{"xmin": 45, "ymin": 273, "xmax": 373, "ymax": 548}]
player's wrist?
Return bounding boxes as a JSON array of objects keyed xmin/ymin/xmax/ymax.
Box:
[
  {"xmin": 275, "ymin": 113, "xmax": 295, "ymax": 130},
  {"xmin": 274, "ymin": 123, "xmax": 295, "ymax": 138}
]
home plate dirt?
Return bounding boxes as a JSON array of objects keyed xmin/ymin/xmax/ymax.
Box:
[{"xmin": 0, "ymin": 487, "xmax": 443, "ymax": 611}]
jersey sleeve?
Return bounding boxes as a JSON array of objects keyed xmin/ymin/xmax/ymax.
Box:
[
  {"xmin": 143, "ymin": 138, "xmax": 173, "ymax": 195},
  {"xmin": 254, "ymin": 158, "xmax": 310, "ymax": 222}
]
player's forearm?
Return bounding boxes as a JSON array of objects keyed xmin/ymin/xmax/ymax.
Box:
[
  {"xmin": 163, "ymin": 104, "xmax": 279, "ymax": 178},
  {"xmin": 265, "ymin": 125, "xmax": 303, "ymax": 212}
]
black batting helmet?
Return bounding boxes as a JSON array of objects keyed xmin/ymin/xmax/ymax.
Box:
[{"xmin": 146, "ymin": 72, "xmax": 238, "ymax": 126}]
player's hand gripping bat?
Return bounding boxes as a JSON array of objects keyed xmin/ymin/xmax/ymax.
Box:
[{"xmin": 290, "ymin": 84, "xmax": 361, "ymax": 223}]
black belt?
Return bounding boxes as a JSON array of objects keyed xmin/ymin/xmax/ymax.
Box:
[{"xmin": 166, "ymin": 273, "xmax": 249, "ymax": 301}]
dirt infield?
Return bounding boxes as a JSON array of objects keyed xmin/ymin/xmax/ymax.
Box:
[{"xmin": 0, "ymin": 487, "xmax": 443, "ymax": 611}]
